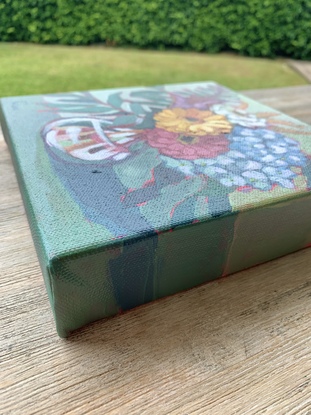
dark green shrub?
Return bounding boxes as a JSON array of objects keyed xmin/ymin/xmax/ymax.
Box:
[{"xmin": 1, "ymin": 0, "xmax": 311, "ymax": 59}]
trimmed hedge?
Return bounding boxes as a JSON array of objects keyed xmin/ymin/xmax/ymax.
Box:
[{"xmin": 1, "ymin": 0, "xmax": 311, "ymax": 59}]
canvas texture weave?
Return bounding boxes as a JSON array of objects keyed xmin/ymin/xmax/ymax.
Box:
[{"xmin": 1, "ymin": 82, "xmax": 311, "ymax": 337}]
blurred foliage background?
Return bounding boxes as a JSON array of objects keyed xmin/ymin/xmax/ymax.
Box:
[{"xmin": 1, "ymin": 0, "xmax": 311, "ymax": 59}]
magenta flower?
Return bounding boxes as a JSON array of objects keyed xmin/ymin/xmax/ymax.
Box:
[{"xmin": 143, "ymin": 128, "xmax": 229, "ymax": 160}]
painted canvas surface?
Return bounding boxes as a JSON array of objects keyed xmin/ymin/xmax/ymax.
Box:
[{"xmin": 2, "ymin": 82, "xmax": 311, "ymax": 336}]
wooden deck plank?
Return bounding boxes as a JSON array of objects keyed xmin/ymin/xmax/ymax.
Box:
[
  {"xmin": 288, "ymin": 60, "xmax": 311, "ymax": 83},
  {"xmin": 1, "ymin": 85, "xmax": 311, "ymax": 415},
  {"xmin": 243, "ymin": 85, "xmax": 311, "ymax": 125}
]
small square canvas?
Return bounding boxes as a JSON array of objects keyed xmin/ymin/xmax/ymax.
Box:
[{"xmin": 1, "ymin": 82, "xmax": 311, "ymax": 337}]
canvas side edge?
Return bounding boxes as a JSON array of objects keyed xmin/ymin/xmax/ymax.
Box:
[{"xmin": 0, "ymin": 100, "xmax": 58, "ymax": 330}]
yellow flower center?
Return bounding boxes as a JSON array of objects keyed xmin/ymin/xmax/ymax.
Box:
[{"xmin": 178, "ymin": 135, "xmax": 199, "ymax": 145}]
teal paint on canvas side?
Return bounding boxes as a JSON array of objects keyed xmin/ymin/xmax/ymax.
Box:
[
  {"xmin": 155, "ymin": 213, "xmax": 237, "ymax": 297},
  {"xmin": 50, "ymin": 250, "xmax": 119, "ymax": 337},
  {"xmin": 0, "ymin": 103, "xmax": 58, "ymax": 326},
  {"xmin": 225, "ymin": 194, "xmax": 311, "ymax": 276}
]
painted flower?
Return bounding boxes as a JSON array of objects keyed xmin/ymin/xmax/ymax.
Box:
[
  {"xmin": 160, "ymin": 156, "xmax": 195, "ymax": 175},
  {"xmin": 143, "ymin": 128, "xmax": 229, "ymax": 160},
  {"xmin": 173, "ymin": 94, "xmax": 221, "ymax": 110},
  {"xmin": 211, "ymin": 105, "xmax": 267, "ymax": 128},
  {"xmin": 42, "ymin": 87, "xmax": 309, "ymax": 195},
  {"xmin": 192, "ymin": 126, "xmax": 308, "ymax": 190},
  {"xmin": 172, "ymin": 84, "xmax": 241, "ymax": 110},
  {"xmin": 154, "ymin": 108, "xmax": 233, "ymax": 136}
]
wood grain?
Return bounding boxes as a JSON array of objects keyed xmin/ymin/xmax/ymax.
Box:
[
  {"xmin": 288, "ymin": 60, "xmax": 311, "ymax": 83},
  {"xmin": 242, "ymin": 85, "xmax": 311, "ymax": 125},
  {"xmin": 1, "ymin": 86, "xmax": 311, "ymax": 415}
]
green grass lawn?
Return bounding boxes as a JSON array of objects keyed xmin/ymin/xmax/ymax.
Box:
[{"xmin": 0, "ymin": 43, "xmax": 306, "ymax": 97}]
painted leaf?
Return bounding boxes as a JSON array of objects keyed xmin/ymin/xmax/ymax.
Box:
[
  {"xmin": 131, "ymin": 89, "xmax": 171, "ymax": 108},
  {"xmin": 135, "ymin": 112, "xmax": 156, "ymax": 129},
  {"xmin": 112, "ymin": 114, "xmax": 137, "ymax": 126},
  {"xmin": 130, "ymin": 103, "xmax": 145, "ymax": 116},
  {"xmin": 199, "ymin": 178, "xmax": 232, "ymax": 216},
  {"xmin": 44, "ymin": 92, "xmax": 111, "ymax": 114},
  {"xmin": 140, "ymin": 176, "xmax": 205, "ymax": 229},
  {"xmin": 107, "ymin": 92, "xmax": 123, "ymax": 109},
  {"xmin": 113, "ymin": 146, "xmax": 161, "ymax": 189}
]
